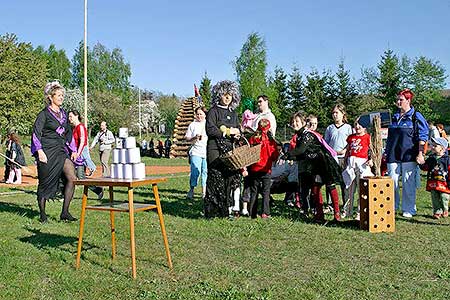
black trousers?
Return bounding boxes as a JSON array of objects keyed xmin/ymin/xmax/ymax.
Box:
[{"xmin": 249, "ymin": 172, "xmax": 271, "ymax": 218}]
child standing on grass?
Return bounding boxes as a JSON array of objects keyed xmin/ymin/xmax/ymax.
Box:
[
  {"xmin": 286, "ymin": 111, "xmax": 343, "ymax": 223},
  {"xmin": 418, "ymin": 137, "xmax": 450, "ymax": 219},
  {"xmin": 248, "ymin": 119, "xmax": 279, "ymax": 219},
  {"xmin": 5, "ymin": 130, "xmax": 26, "ymax": 184},
  {"xmin": 342, "ymin": 117, "xmax": 373, "ymax": 219}
]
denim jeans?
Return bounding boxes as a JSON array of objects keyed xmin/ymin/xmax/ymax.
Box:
[
  {"xmin": 387, "ymin": 161, "xmax": 417, "ymax": 215},
  {"xmin": 81, "ymin": 147, "xmax": 96, "ymax": 172},
  {"xmin": 189, "ymin": 155, "xmax": 207, "ymax": 187}
]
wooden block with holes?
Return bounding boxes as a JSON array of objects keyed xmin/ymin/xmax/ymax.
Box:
[{"xmin": 359, "ymin": 177, "xmax": 395, "ymax": 233}]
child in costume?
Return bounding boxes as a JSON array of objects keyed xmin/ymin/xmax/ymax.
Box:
[
  {"xmin": 418, "ymin": 137, "xmax": 450, "ymax": 219},
  {"xmin": 286, "ymin": 111, "xmax": 343, "ymax": 222},
  {"xmin": 247, "ymin": 119, "xmax": 279, "ymax": 218},
  {"xmin": 342, "ymin": 117, "xmax": 373, "ymax": 219}
]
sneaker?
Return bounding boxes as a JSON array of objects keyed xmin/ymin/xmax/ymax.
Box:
[
  {"xmin": 186, "ymin": 189, "xmax": 194, "ymax": 200},
  {"xmin": 323, "ymin": 205, "xmax": 332, "ymax": 214},
  {"xmin": 241, "ymin": 208, "xmax": 249, "ymax": 216},
  {"xmin": 286, "ymin": 200, "xmax": 294, "ymax": 207},
  {"xmin": 402, "ymin": 212, "xmax": 413, "ymax": 218},
  {"xmin": 433, "ymin": 213, "xmax": 442, "ymax": 219},
  {"xmin": 261, "ymin": 213, "xmax": 270, "ymax": 219},
  {"xmin": 341, "ymin": 212, "xmax": 347, "ymax": 219},
  {"xmin": 443, "ymin": 211, "xmax": 448, "ymax": 218},
  {"xmin": 355, "ymin": 213, "xmax": 360, "ymax": 221}
]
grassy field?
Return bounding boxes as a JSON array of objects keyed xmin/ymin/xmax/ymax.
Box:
[{"xmin": 0, "ymin": 171, "xmax": 449, "ymax": 300}]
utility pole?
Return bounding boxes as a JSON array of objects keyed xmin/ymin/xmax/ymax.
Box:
[{"xmin": 138, "ymin": 87, "xmax": 142, "ymax": 140}]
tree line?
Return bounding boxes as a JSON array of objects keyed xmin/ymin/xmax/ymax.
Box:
[
  {"xmin": 1, "ymin": 32, "xmax": 448, "ymax": 141},
  {"xmin": 0, "ymin": 33, "xmax": 180, "ymax": 139},
  {"xmin": 198, "ymin": 33, "xmax": 448, "ymax": 139}
]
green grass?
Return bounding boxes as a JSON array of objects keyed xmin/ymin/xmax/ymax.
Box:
[{"xmin": 0, "ymin": 174, "xmax": 449, "ymax": 300}]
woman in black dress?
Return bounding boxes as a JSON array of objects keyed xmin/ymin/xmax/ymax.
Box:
[
  {"xmin": 31, "ymin": 81, "xmax": 78, "ymax": 223},
  {"xmin": 204, "ymin": 80, "xmax": 242, "ymax": 218}
]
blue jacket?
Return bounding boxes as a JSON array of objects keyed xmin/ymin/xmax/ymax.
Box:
[{"xmin": 385, "ymin": 107, "xmax": 428, "ymax": 163}]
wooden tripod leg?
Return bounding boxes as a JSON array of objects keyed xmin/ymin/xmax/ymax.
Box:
[
  {"xmin": 76, "ymin": 185, "xmax": 89, "ymax": 269},
  {"xmin": 128, "ymin": 187, "xmax": 137, "ymax": 279},
  {"xmin": 152, "ymin": 183, "xmax": 173, "ymax": 269},
  {"xmin": 109, "ymin": 186, "xmax": 116, "ymax": 259}
]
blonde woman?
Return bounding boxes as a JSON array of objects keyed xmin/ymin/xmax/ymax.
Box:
[{"xmin": 31, "ymin": 81, "xmax": 78, "ymax": 223}]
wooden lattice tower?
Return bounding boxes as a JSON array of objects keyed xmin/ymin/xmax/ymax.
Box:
[{"xmin": 169, "ymin": 97, "xmax": 199, "ymax": 158}]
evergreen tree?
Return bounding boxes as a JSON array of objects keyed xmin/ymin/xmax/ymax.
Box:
[
  {"xmin": 304, "ymin": 69, "xmax": 330, "ymax": 127},
  {"xmin": 287, "ymin": 66, "xmax": 305, "ymax": 112},
  {"xmin": 356, "ymin": 66, "xmax": 379, "ymax": 95},
  {"xmin": 336, "ymin": 58, "xmax": 357, "ymax": 113},
  {"xmin": 233, "ymin": 32, "xmax": 268, "ymax": 112},
  {"xmin": 269, "ymin": 66, "xmax": 289, "ymax": 127},
  {"xmin": 378, "ymin": 49, "xmax": 400, "ymax": 110},
  {"xmin": 399, "ymin": 55, "xmax": 413, "ymax": 88},
  {"xmin": 199, "ymin": 71, "xmax": 212, "ymax": 108},
  {"xmin": 410, "ymin": 56, "xmax": 447, "ymax": 120},
  {"xmin": 0, "ymin": 33, "xmax": 47, "ymax": 135}
]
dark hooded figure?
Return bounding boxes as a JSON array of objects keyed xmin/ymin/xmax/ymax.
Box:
[{"xmin": 204, "ymin": 80, "xmax": 242, "ymax": 218}]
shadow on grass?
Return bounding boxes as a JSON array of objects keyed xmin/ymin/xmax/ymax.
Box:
[
  {"xmin": 19, "ymin": 228, "xmax": 81, "ymax": 250},
  {"xmin": 397, "ymin": 215, "xmax": 450, "ymax": 227},
  {"xmin": 18, "ymin": 228, "xmax": 134, "ymax": 276},
  {"xmin": 7, "ymin": 186, "xmax": 37, "ymax": 195},
  {"xmin": 0, "ymin": 201, "xmax": 39, "ymax": 219}
]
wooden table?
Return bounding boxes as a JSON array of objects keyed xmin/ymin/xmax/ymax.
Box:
[{"xmin": 74, "ymin": 177, "xmax": 173, "ymax": 279}]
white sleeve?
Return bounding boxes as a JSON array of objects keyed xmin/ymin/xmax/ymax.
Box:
[
  {"xmin": 185, "ymin": 123, "xmax": 194, "ymax": 139},
  {"xmin": 324, "ymin": 126, "xmax": 331, "ymax": 143}
]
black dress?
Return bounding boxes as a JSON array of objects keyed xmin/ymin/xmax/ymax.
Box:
[
  {"xmin": 31, "ymin": 107, "xmax": 75, "ymax": 200},
  {"xmin": 287, "ymin": 127, "xmax": 342, "ymax": 186},
  {"xmin": 204, "ymin": 105, "xmax": 241, "ymax": 218}
]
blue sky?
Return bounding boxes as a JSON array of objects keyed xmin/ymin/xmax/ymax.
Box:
[{"xmin": 1, "ymin": 0, "xmax": 449, "ymax": 96}]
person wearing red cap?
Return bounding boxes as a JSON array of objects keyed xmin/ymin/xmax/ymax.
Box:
[{"xmin": 385, "ymin": 89, "xmax": 429, "ymax": 218}]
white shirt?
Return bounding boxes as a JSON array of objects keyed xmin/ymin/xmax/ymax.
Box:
[
  {"xmin": 324, "ymin": 123, "xmax": 353, "ymax": 158},
  {"xmin": 185, "ymin": 120, "xmax": 207, "ymax": 158},
  {"xmin": 253, "ymin": 110, "xmax": 277, "ymax": 136}
]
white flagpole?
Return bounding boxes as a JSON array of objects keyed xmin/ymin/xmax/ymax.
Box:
[{"xmin": 83, "ymin": 0, "xmax": 88, "ymax": 127}]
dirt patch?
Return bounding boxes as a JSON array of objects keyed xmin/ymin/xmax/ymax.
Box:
[{"xmin": 0, "ymin": 164, "xmax": 190, "ymax": 187}]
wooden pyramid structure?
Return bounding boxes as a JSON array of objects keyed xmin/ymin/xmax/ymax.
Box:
[{"xmin": 170, "ymin": 96, "xmax": 200, "ymax": 158}]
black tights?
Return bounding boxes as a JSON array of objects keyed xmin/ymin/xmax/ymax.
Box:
[{"xmin": 38, "ymin": 159, "xmax": 76, "ymax": 221}]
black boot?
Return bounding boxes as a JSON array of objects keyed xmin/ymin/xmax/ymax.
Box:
[
  {"xmin": 38, "ymin": 198, "xmax": 48, "ymax": 223},
  {"xmin": 60, "ymin": 212, "xmax": 77, "ymax": 222}
]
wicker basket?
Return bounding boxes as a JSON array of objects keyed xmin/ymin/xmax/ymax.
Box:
[{"xmin": 220, "ymin": 137, "xmax": 261, "ymax": 170}]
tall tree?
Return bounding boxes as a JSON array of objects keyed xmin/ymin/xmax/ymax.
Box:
[
  {"xmin": 199, "ymin": 71, "xmax": 212, "ymax": 108},
  {"xmin": 410, "ymin": 56, "xmax": 447, "ymax": 120},
  {"xmin": 378, "ymin": 49, "xmax": 400, "ymax": 110},
  {"xmin": 287, "ymin": 66, "xmax": 305, "ymax": 112},
  {"xmin": 336, "ymin": 58, "xmax": 357, "ymax": 112},
  {"xmin": 71, "ymin": 41, "xmax": 132, "ymax": 104},
  {"xmin": 356, "ymin": 66, "xmax": 379, "ymax": 95},
  {"xmin": 269, "ymin": 66, "xmax": 289, "ymax": 127},
  {"xmin": 0, "ymin": 33, "xmax": 47, "ymax": 135},
  {"xmin": 303, "ymin": 69, "xmax": 329, "ymax": 127},
  {"xmin": 233, "ymin": 32, "xmax": 268, "ymax": 112},
  {"xmin": 157, "ymin": 93, "xmax": 181, "ymax": 135},
  {"xmin": 35, "ymin": 44, "xmax": 71, "ymax": 87}
]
